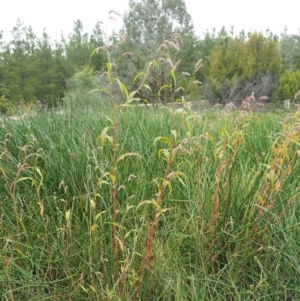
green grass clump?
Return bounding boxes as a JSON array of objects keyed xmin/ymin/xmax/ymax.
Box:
[{"xmin": 0, "ymin": 98, "xmax": 300, "ymax": 300}]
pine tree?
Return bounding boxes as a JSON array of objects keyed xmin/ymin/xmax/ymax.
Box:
[
  {"xmin": 4, "ymin": 19, "xmax": 38, "ymax": 103},
  {"xmin": 35, "ymin": 29, "xmax": 63, "ymax": 102}
]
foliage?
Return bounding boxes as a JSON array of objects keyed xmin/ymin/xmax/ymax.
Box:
[
  {"xmin": 0, "ymin": 19, "xmax": 105, "ymax": 109},
  {"xmin": 203, "ymin": 29, "xmax": 282, "ymax": 103},
  {"xmin": 67, "ymin": 65, "xmax": 97, "ymax": 94},
  {"xmin": 1, "ymin": 14, "xmax": 300, "ymax": 110},
  {"xmin": 278, "ymin": 70, "xmax": 300, "ymax": 101},
  {"xmin": 279, "ymin": 33, "xmax": 300, "ymax": 72}
]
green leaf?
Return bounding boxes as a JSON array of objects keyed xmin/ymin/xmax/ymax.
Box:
[
  {"xmin": 171, "ymin": 130, "xmax": 177, "ymax": 141},
  {"xmin": 157, "ymin": 207, "xmax": 172, "ymax": 218},
  {"xmin": 90, "ymin": 47, "xmax": 98, "ymax": 58},
  {"xmin": 132, "ymin": 72, "xmax": 145, "ymax": 85},
  {"xmin": 109, "ymin": 222, "xmax": 125, "ymax": 229},
  {"xmin": 158, "ymin": 148, "xmax": 170, "ymax": 160},
  {"xmin": 98, "ymin": 126, "xmax": 112, "ymax": 148},
  {"xmin": 170, "ymin": 69, "xmax": 176, "ymax": 86},
  {"xmin": 95, "ymin": 210, "xmax": 107, "ymax": 221},
  {"xmin": 125, "ymin": 90, "xmax": 141, "ymax": 104},
  {"xmin": 110, "ymin": 173, "xmax": 116, "ymax": 184},
  {"xmin": 36, "ymin": 167, "xmax": 43, "ymax": 178},
  {"xmin": 124, "ymin": 229, "xmax": 136, "ymax": 240},
  {"xmin": 116, "ymin": 78, "xmax": 128, "ymax": 97},
  {"xmin": 142, "ymin": 84, "xmax": 152, "ymax": 92},
  {"xmin": 146, "ymin": 61, "xmax": 157, "ymax": 72},
  {"xmin": 98, "ymin": 112, "xmax": 113, "ymax": 125},
  {"xmin": 88, "ymin": 88, "xmax": 110, "ymax": 95},
  {"xmin": 158, "ymin": 84, "xmax": 170, "ymax": 97},
  {"xmin": 154, "ymin": 136, "xmax": 171, "ymax": 146},
  {"xmin": 106, "ymin": 62, "xmax": 112, "ymax": 72},
  {"xmin": 16, "ymin": 177, "xmax": 33, "ymax": 184}
]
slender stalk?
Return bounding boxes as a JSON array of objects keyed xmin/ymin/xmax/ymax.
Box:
[{"xmin": 112, "ymin": 121, "xmax": 119, "ymax": 283}]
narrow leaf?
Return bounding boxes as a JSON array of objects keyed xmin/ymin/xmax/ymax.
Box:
[
  {"xmin": 154, "ymin": 136, "xmax": 171, "ymax": 146},
  {"xmin": 116, "ymin": 78, "xmax": 128, "ymax": 97},
  {"xmin": 158, "ymin": 84, "xmax": 170, "ymax": 97},
  {"xmin": 170, "ymin": 69, "xmax": 176, "ymax": 86},
  {"xmin": 98, "ymin": 126, "xmax": 111, "ymax": 148},
  {"xmin": 88, "ymin": 88, "xmax": 110, "ymax": 95},
  {"xmin": 133, "ymin": 72, "xmax": 145, "ymax": 84}
]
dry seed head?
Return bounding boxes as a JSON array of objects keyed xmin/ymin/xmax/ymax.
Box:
[
  {"xmin": 259, "ymin": 95, "xmax": 269, "ymax": 101},
  {"xmin": 127, "ymin": 174, "xmax": 136, "ymax": 181},
  {"xmin": 182, "ymin": 72, "xmax": 190, "ymax": 77},
  {"xmin": 113, "ymin": 32, "xmax": 126, "ymax": 43},
  {"xmin": 122, "ymin": 52, "xmax": 133, "ymax": 57},
  {"xmin": 157, "ymin": 44, "xmax": 168, "ymax": 51},
  {"xmin": 175, "ymin": 87, "xmax": 185, "ymax": 93},
  {"xmin": 195, "ymin": 66, "xmax": 202, "ymax": 73},
  {"xmin": 244, "ymin": 92, "xmax": 255, "ymax": 103},
  {"xmin": 118, "ymin": 185, "xmax": 126, "ymax": 191},
  {"xmin": 168, "ymin": 41, "xmax": 180, "ymax": 51},
  {"xmin": 193, "ymin": 80, "xmax": 202, "ymax": 85},
  {"xmin": 96, "ymin": 46, "xmax": 106, "ymax": 53},
  {"xmin": 95, "ymin": 20, "xmax": 103, "ymax": 27},
  {"xmin": 173, "ymin": 60, "xmax": 181, "ymax": 70},
  {"xmin": 167, "ymin": 172, "xmax": 177, "ymax": 179},
  {"xmin": 109, "ymin": 10, "xmax": 122, "ymax": 16},
  {"xmin": 182, "ymin": 138, "xmax": 189, "ymax": 144},
  {"xmin": 113, "ymin": 33, "xmax": 122, "ymax": 38},
  {"xmin": 224, "ymin": 102, "xmax": 237, "ymax": 112},
  {"xmin": 194, "ymin": 59, "xmax": 203, "ymax": 72},
  {"xmin": 166, "ymin": 58, "xmax": 174, "ymax": 69},
  {"xmin": 242, "ymin": 101, "xmax": 250, "ymax": 109},
  {"xmin": 30, "ymin": 134, "xmax": 36, "ymax": 142},
  {"xmin": 172, "ymin": 33, "xmax": 183, "ymax": 45},
  {"xmin": 158, "ymin": 57, "xmax": 167, "ymax": 64},
  {"xmin": 59, "ymin": 180, "xmax": 65, "ymax": 189}
]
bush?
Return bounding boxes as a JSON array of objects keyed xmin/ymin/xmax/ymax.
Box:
[{"xmin": 278, "ymin": 70, "xmax": 300, "ymax": 101}]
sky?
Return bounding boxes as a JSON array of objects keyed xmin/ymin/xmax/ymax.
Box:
[{"xmin": 1, "ymin": 0, "xmax": 299, "ymax": 43}]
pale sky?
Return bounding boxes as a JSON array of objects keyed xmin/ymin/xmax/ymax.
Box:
[{"xmin": 1, "ymin": 0, "xmax": 299, "ymax": 43}]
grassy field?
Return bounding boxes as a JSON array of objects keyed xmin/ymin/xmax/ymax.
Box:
[{"xmin": 0, "ymin": 95, "xmax": 300, "ymax": 300}]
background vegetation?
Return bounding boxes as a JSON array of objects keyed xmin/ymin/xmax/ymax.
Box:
[{"xmin": 1, "ymin": 0, "xmax": 300, "ymax": 113}]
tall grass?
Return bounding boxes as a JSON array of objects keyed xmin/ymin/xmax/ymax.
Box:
[
  {"xmin": 1, "ymin": 99, "xmax": 299, "ymax": 300},
  {"xmin": 1, "ymin": 31, "xmax": 300, "ymax": 300}
]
